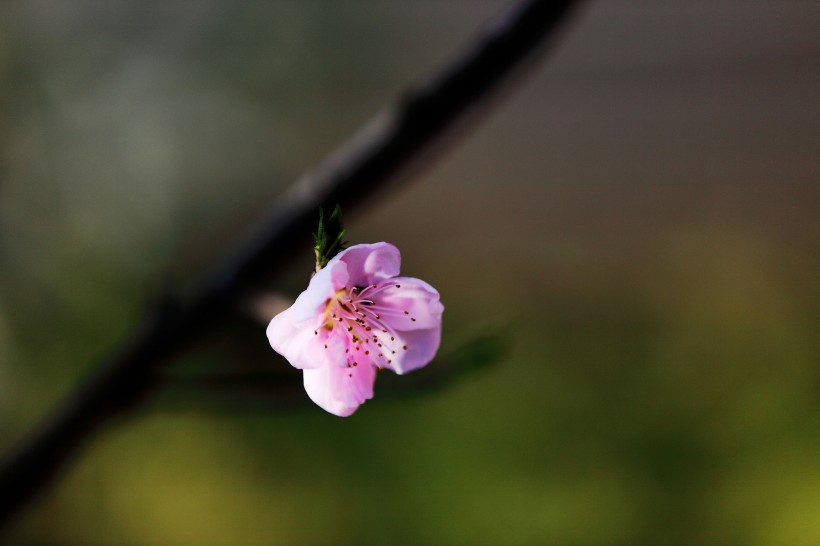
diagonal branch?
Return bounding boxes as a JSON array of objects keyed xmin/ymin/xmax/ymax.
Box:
[{"xmin": 0, "ymin": 0, "xmax": 582, "ymax": 530}]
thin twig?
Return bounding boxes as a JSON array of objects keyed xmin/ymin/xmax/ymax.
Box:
[{"xmin": 0, "ymin": 0, "xmax": 581, "ymax": 530}]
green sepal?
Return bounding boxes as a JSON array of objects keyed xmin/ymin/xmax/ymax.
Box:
[{"xmin": 314, "ymin": 205, "xmax": 348, "ymax": 271}]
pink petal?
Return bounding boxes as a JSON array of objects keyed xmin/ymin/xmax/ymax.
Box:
[
  {"xmin": 375, "ymin": 277, "xmax": 444, "ymax": 331},
  {"xmin": 267, "ymin": 259, "xmax": 349, "ymax": 369},
  {"xmin": 303, "ymin": 361, "xmax": 377, "ymax": 416},
  {"xmin": 334, "ymin": 242, "xmax": 401, "ymax": 287},
  {"xmin": 371, "ymin": 277, "xmax": 443, "ymax": 374},
  {"xmin": 267, "ymin": 308, "xmax": 346, "ymax": 370},
  {"xmin": 387, "ymin": 327, "xmax": 441, "ymax": 375},
  {"xmin": 287, "ymin": 258, "xmax": 349, "ymax": 324}
]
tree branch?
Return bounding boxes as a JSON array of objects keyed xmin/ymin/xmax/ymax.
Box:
[{"xmin": 0, "ymin": 0, "xmax": 581, "ymax": 530}]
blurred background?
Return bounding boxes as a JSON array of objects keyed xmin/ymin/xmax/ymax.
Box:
[{"xmin": 1, "ymin": 0, "xmax": 819, "ymax": 544}]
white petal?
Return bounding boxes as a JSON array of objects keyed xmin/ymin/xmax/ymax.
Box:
[
  {"xmin": 266, "ymin": 306, "xmax": 323, "ymax": 369},
  {"xmin": 303, "ymin": 361, "xmax": 376, "ymax": 416},
  {"xmin": 288, "ymin": 259, "xmax": 349, "ymax": 325}
]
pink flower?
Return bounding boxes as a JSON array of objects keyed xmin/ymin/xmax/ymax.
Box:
[{"xmin": 267, "ymin": 242, "xmax": 443, "ymax": 416}]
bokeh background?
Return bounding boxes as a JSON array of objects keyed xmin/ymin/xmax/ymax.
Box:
[{"xmin": 1, "ymin": 0, "xmax": 819, "ymax": 544}]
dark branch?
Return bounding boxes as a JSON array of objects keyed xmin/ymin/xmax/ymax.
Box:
[{"xmin": 0, "ymin": 0, "xmax": 581, "ymax": 531}]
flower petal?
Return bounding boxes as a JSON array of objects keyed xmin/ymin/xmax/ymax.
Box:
[
  {"xmin": 370, "ymin": 277, "xmax": 443, "ymax": 374},
  {"xmin": 334, "ymin": 242, "xmax": 401, "ymax": 287},
  {"xmin": 287, "ymin": 258, "xmax": 349, "ymax": 324},
  {"xmin": 303, "ymin": 361, "xmax": 376, "ymax": 416},
  {"xmin": 374, "ymin": 277, "xmax": 444, "ymax": 331},
  {"xmin": 380, "ymin": 326, "xmax": 441, "ymax": 375},
  {"xmin": 266, "ymin": 309, "xmax": 318, "ymax": 368},
  {"xmin": 267, "ymin": 307, "xmax": 343, "ymax": 370},
  {"xmin": 266, "ymin": 260, "xmax": 349, "ymax": 370}
]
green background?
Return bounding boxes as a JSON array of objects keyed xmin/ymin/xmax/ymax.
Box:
[{"xmin": 1, "ymin": 1, "xmax": 819, "ymax": 544}]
